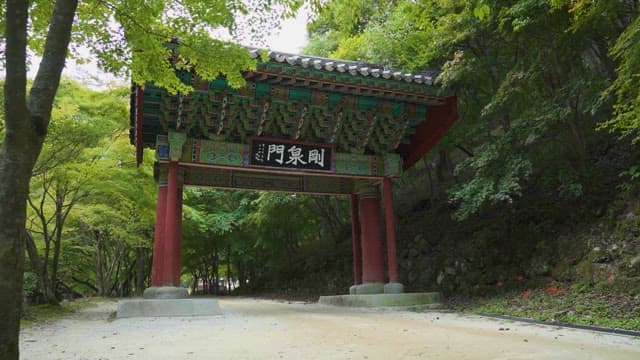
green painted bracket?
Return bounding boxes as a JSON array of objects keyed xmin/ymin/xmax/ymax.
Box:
[{"xmin": 168, "ymin": 131, "xmax": 187, "ymax": 161}]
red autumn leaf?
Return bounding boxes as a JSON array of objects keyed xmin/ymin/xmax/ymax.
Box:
[{"xmin": 546, "ymin": 286, "xmax": 560, "ymax": 294}]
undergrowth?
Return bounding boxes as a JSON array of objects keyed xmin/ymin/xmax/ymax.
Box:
[
  {"xmin": 448, "ymin": 282, "xmax": 640, "ymax": 331},
  {"xmin": 21, "ymin": 298, "xmax": 101, "ymax": 328}
]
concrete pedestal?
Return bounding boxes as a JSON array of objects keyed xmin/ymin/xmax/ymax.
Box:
[
  {"xmin": 143, "ymin": 286, "xmax": 189, "ymax": 299},
  {"xmin": 383, "ymin": 282, "xmax": 404, "ymax": 294},
  {"xmin": 349, "ymin": 283, "xmax": 385, "ymax": 295},
  {"xmin": 117, "ymin": 298, "xmax": 222, "ymax": 318},
  {"xmin": 319, "ymin": 292, "xmax": 442, "ymax": 308}
]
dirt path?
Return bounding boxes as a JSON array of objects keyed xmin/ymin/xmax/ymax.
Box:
[{"xmin": 20, "ymin": 297, "xmax": 640, "ymax": 359}]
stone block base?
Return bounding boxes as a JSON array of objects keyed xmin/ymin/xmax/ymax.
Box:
[
  {"xmin": 349, "ymin": 282, "xmax": 405, "ymax": 295},
  {"xmin": 383, "ymin": 282, "xmax": 404, "ymax": 294},
  {"xmin": 349, "ymin": 283, "xmax": 385, "ymax": 294},
  {"xmin": 318, "ymin": 292, "xmax": 442, "ymax": 308},
  {"xmin": 117, "ymin": 298, "xmax": 222, "ymax": 318},
  {"xmin": 143, "ymin": 286, "xmax": 189, "ymax": 299}
]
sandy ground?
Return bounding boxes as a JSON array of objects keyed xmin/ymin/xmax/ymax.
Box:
[{"xmin": 20, "ymin": 297, "xmax": 640, "ymax": 360}]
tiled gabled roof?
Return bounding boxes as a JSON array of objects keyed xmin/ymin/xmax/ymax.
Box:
[{"xmin": 248, "ymin": 48, "xmax": 440, "ymax": 86}]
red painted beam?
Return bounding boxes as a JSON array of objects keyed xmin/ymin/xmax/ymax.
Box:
[
  {"xmin": 350, "ymin": 195, "xmax": 362, "ymax": 285},
  {"xmin": 398, "ymin": 96, "xmax": 457, "ymax": 170}
]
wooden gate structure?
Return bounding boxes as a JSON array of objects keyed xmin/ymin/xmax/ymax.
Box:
[{"xmin": 130, "ymin": 49, "xmax": 457, "ymax": 298}]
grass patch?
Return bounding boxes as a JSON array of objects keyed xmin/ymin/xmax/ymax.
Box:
[
  {"xmin": 448, "ymin": 283, "xmax": 640, "ymax": 331},
  {"xmin": 21, "ymin": 297, "xmax": 102, "ymax": 328}
]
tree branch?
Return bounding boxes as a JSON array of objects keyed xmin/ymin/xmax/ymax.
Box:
[
  {"xmin": 3, "ymin": 0, "xmax": 28, "ymax": 136},
  {"xmin": 28, "ymin": 0, "xmax": 79, "ymax": 136},
  {"xmin": 456, "ymin": 144, "xmax": 475, "ymax": 157}
]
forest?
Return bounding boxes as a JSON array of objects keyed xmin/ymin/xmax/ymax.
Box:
[{"xmin": 1, "ymin": 1, "xmax": 640, "ymax": 357}]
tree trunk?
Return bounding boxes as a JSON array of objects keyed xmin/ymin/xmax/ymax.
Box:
[
  {"xmin": 226, "ymin": 245, "xmax": 232, "ymax": 294},
  {"xmin": 1, "ymin": 0, "xmax": 78, "ymax": 357},
  {"xmin": 24, "ymin": 232, "xmax": 56, "ymax": 304},
  {"xmin": 135, "ymin": 247, "xmax": 145, "ymax": 296},
  {"xmin": 50, "ymin": 200, "xmax": 64, "ymax": 299},
  {"xmin": 95, "ymin": 231, "xmax": 105, "ymax": 296},
  {"xmin": 213, "ymin": 246, "xmax": 219, "ymax": 294}
]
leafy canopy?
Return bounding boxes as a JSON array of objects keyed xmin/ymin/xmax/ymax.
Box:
[
  {"xmin": 1, "ymin": 0, "xmax": 304, "ymax": 93},
  {"xmin": 306, "ymin": 0, "xmax": 638, "ymax": 218}
]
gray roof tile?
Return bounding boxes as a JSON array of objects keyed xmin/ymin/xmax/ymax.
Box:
[{"xmin": 249, "ymin": 48, "xmax": 439, "ymax": 86}]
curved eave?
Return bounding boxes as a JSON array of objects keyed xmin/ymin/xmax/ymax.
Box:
[{"xmin": 396, "ymin": 96, "xmax": 457, "ymax": 170}]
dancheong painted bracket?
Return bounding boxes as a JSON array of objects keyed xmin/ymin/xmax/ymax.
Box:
[{"xmin": 130, "ymin": 48, "xmax": 457, "ymax": 193}]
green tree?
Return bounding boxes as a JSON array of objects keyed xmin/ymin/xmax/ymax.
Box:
[
  {"xmin": 64, "ymin": 133, "xmax": 156, "ymax": 297},
  {"xmin": 307, "ymin": 0, "xmax": 638, "ymax": 219},
  {"xmin": 0, "ymin": 0, "xmax": 301, "ymax": 357},
  {"xmin": 182, "ymin": 189, "xmax": 256, "ymax": 294},
  {"xmin": 24, "ymin": 81, "xmax": 126, "ymax": 304}
]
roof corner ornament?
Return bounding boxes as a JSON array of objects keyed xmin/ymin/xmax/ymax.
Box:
[
  {"xmin": 257, "ymin": 102, "xmax": 270, "ymax": 136},
  {"xmin": 217, "ymin": 95, "xmax": 227, "ymax": 135},
  {"xmin": 176, "ymin": 93, "xmax": 184, "ymax": 130},
  {"xmin": 293, "ymin": 105, "xmax": 308, "ymax": 140}
]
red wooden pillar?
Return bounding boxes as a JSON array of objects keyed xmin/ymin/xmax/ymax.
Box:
[
  {"xmin": 172, "ymin": 185, "xmax": 183, "ymax": 286},
  {"xmin": 383, "ymin": 177, "xmax": 399, "ymax": 283},
  {"xmin": 163, "ymin": 161, "xmax": 181, "ymax": 286},
  {"xmin": 151, "ymin": 185, "xmax": 167, "ymax": 286},
  {"xmin": 350, "ymin": 194, "xmax": 362, "ymax": 285},
  {"xmin": 359, "ymin": 187, "xmax": 385, "ymax": 284}
]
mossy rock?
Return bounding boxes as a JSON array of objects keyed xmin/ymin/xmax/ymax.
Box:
[
  {"xmin": 597, "ymin": 276, "xmax": 640, "ymax": 293},
  {"xmin": 552, "ymin": 261, "xmax": 575, "ymax": 281},
  {"xmin": 575, "ymin": 259, "xmax": 596, "ymax": 284}
]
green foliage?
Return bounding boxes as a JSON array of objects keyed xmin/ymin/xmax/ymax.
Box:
[
  {"xmin": 459, "ymin": 285, "xmax": 640, "ymax": 330},
  {"xmin": 308, "ymin": 0, "xmax": 638, "ymax": 219},
  {"xmin": 22, "ymin": 272, "xmax": 39, "ymax": 300},
  {"xmin": 16, "ymin": 0, "xmax": 304, "ymax": 93},
  {"xmin": 18, "ymin": 80, "xmax": 158, "ymax": 299},
  {"xmin": 21, "ymin": 298, "xmax": 103, "ymax": 328},
  {"xmin": 601, "ymin": 17, "xmax": 640, "ymax": 142},
  {"xmin": 181, "ymin": 189, "xmax": 351, "ymax": 295}
]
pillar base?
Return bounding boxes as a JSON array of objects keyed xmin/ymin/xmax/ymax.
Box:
[
  {"xmin": 384, "ymin": 282, "xmax": 405, "ymax": 294},
  {"xmin": 349, "ymin": 283, "xmax": 385, "ymax": 295},
  {"xmin": 319, "ymin": 292, "xmax": 442, "ymax": 308},
  {"xmin": 117, "ymin": 298, "xmax": 222, "ymax": 318},
  {"xmin": 143, "ymin": 286, "xmax": 189, "ymax": 299}
]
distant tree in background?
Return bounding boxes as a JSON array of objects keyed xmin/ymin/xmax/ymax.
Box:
[{"xmin": 0, "ymin": 0, "xmax": 302, "ymax": 357}]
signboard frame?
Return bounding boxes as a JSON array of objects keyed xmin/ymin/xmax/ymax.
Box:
[{"xmin": 248, "ymin": 137, "xmax": 335, "ymax": 173}]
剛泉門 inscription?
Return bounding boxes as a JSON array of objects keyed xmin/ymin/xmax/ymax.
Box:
[{"xmin": 250, "ymin": 138, "xmax": 333, "ymax": 172}]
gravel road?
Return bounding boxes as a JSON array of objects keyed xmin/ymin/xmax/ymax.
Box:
[{"xmin": 20, "ymin": 297, "xmax": 640, "ymax": 359}]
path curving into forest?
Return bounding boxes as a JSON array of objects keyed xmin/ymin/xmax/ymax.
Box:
[{"xmin": 20, "ymin": 297, "xmax": 640, "ymax": 359}]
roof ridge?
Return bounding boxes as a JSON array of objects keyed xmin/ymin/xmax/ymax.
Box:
[{"xmin": 246, "ymin": 47, "xmax": 440, "ymax": 86}]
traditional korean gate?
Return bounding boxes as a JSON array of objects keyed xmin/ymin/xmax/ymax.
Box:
[{"xmin": 130, "ymin": 49, "xmax": 457, "ymax": 298}]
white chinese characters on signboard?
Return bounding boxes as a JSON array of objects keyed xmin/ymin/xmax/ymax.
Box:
[
  {"xmin": 267, "ymin": 144, "xmax": 285, "ymax": 164},
  {"xmin": 251, "ymin": 139, "xmax": 332, "ymax": 171}
]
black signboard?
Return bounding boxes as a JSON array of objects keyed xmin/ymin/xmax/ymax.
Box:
[{"xmin": 250, "ymin": 138, "xmax": 333, "ymax": 172}]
